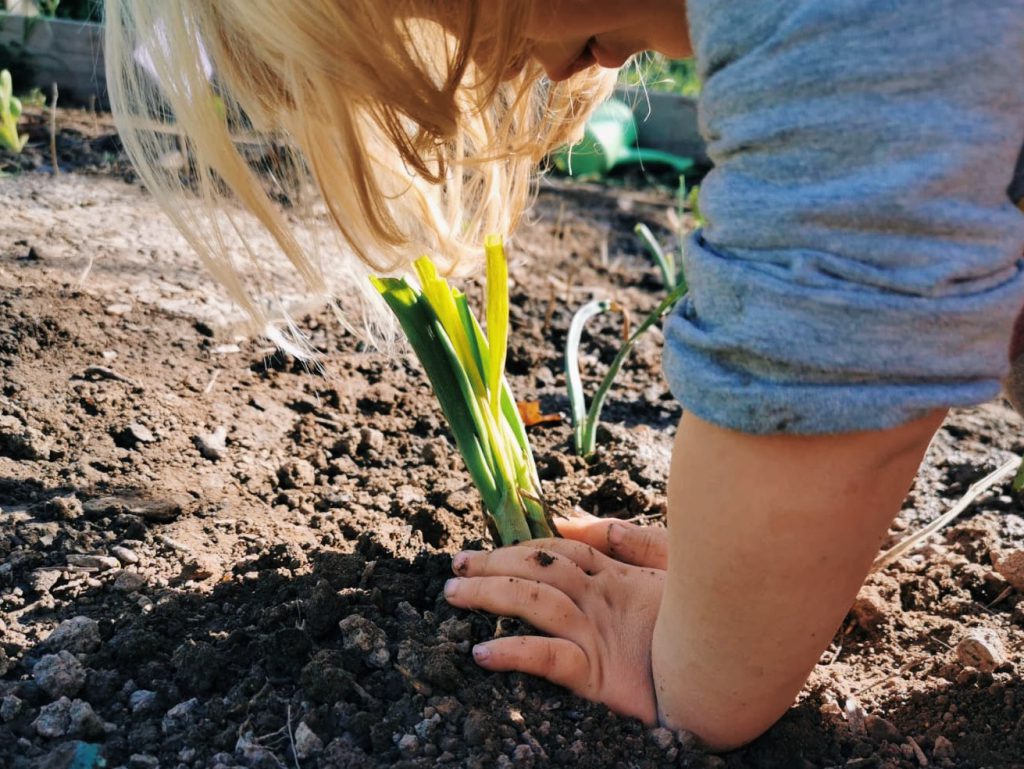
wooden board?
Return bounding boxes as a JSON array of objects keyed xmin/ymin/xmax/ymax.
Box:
[{"xmin": 0, "ymin": 15, "xmax": 105, "ymax": 105}]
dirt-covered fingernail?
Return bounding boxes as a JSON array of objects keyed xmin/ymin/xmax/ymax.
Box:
[
  {"xmin": 452, "ymin": 552, "xmax": 469, "ymax": 574},
  {"xmin": 608, "ymin": 523, "xmax": 625, "ymax": 547},
  {"xmin": 472, "ymin": 644, "xmax": 491, "ymax": 662},
  {"xmin": 443, "ymin": 578, "xmax": 460, "ymax": 598}
]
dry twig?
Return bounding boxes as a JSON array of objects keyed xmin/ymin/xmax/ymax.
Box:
[{"xmin": 872, "ymin": 457, "xmax": 1018, "ymax": 572}]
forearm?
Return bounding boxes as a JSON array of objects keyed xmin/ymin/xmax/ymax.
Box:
[{"xmin": 654, "ymin": 409, "xmax": 946, "ymax": 750}]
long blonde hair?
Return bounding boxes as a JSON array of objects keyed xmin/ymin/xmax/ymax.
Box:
[{"xmin": 104, "ymin": 1, "xmax": 616, "ymax": 344}]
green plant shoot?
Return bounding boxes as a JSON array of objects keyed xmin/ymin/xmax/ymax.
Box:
[
  {"xmin": 372, "ymin": 236, "xmax": 555, "ymax": 546},
  {"xmin": 565, "ymin": 283, "xmax": 688, "ymax": 458},
  {"xmin": 0, "ymin": 70, "xmax": 29, "ymax": 154}
]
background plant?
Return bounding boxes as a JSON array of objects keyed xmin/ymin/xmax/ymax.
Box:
[
  {"xmin": 565, "ymin": 186, "xmax": 703, "ymax": 458},
  {"xmin": 0, "ymin": 69, "xmax": 28, "ymax": 153}
]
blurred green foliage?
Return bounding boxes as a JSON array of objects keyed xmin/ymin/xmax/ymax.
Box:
[{"xmin": 619, "ymin": 54, "xmax": 701, "ymax": 98}]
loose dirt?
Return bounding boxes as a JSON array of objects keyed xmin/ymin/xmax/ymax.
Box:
[{"xmin": 1, "ymin": 110, "xmax": 1022, "ymax": 769}]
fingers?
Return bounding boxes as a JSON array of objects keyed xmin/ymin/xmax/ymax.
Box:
[
  {"xmin": 444, "ymin": 575, "xmax": 587, "ymax": 638},
  {"xmin": 555, "ymin": 515, "xmax": 668, "ymax": 569},
  {"xmin": 453, "ymin": 547, "xmax": 589, "ymax": 596},
  {"xmin": 470, "ymin": 636, "xmax": 589, "ymax": 693}
]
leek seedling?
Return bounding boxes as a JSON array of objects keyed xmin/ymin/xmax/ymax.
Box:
[
  {"xmin": 0, "ymin": 70, "xmax": 29, "ymax": 154},
  {"xmin": 566, "ymin": 284, "xmax": 687, "ymax": 458},
  {"xmin": 372, "ymin": 236, "xmax": 555, "ymax": 546}
]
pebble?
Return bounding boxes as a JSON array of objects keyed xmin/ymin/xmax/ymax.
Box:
[
  {"xmin": 865, "ymin": 714, "xmax": 902, "ymax": 744},
  {"xmin": 955, "ymin": 628, "xmax": 1006, "ymax": 673},
  {"xmin": 128, "ymin": 755, "xmax": 160, "ymax": 769},
  {"xmin": 33, "ymin": 651, "xmax": 87, "ymax": 699},
  {"xmin": 104, "ymin": 303, "xmax": 133, "ymax": 316},
  {"xmin": 933, "ymin": 735, "xmax": 955, "ymax": 760},
  {"xmin": 0, "ymin": 648, "xmax": 8, "ymax": 677},
  {"xmin": 112, "ymin": 546, "xmax": 140, "ymax": 565},
  {"xmin": 44, "ymin": 616, "xmax": 101, "ymax": 654},
  {"xmin": 359, "ymin": 427, "xmax": 386, "ymax": 454},
  {"xmin": 850, "ymin": 586, "xmax": 892, "ymax": 631},
  {"xmin": 293, "ymin": 721, "xmax": 323, "ymax": 759},
  {"xmin": 122, "ymin": 422, "xmax": 156, "ymax": 446},
  {"xmin": 69, "ymin": 699, "xmax": 105, "ymax": 738},
  {"xmin": 162, "ymin": 697, "xmax": 200, "ymax": 734},
  {"xmin": 278, "ymin": 458, "xmax": 316, "ymax": 489},
  {"xmin": 34, "ymin": 696, "xmax": 73, "ymax": 737},
  {"xmin": 339, "ymin": 615, "xmax": 390, "ymax": 668},
  {"xmin": 195, "ymin": 426, "xmax": 228, "ymax": 461},
  {"xmin": 66, "ymin": 554, "xmax": 120, "ymax": 572},
  {"xmin": 30, "ymin": 569, "xmax": 63, "ymax": 594},
  {"xmin": 649, "ymin": 727, "xmax": 675, "ymax": 750},
  {"xmin": 397, "ymin": 734, "xmax": 420, "ymax": 756},
  {"xmin": 114, "ymin": 571, "xmax": 146, "ymax": 592},
  {"xmin": 1, "ymin": 694, "xmax": 23, "ymax": 722},
  {"xmin": 45, "ymin": 495, "xmax": 83, "ymax": 521},
  {"xmin": 129, "ymin": 689, "xmax": 159, "ymax": 714},
  {"xmin": 991, "ymin": 549, "xmax": 1024, "ymax": 591}
]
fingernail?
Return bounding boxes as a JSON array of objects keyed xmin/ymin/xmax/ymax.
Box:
[
  {"xmin": 472, "ymin": 644, "xmax": 491, "ymax": 662},
  {"xmin": 608, "ymin": 523, "xmax": 624, "ymax": 547},
  {"xmin": 452, "ymin": 552, "xmax": 468, "ymax": 574},
  {"xmin": 443, "ymin": 578, "xmax": 459, "ymax": 598}
]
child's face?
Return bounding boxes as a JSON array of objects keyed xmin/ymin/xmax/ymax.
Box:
[{"xmin": 521, "ymin": 0, "xmax": 691, "ymax": 80}]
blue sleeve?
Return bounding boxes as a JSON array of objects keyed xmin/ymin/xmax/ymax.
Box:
[{"xmin": 662, "ymin": 0, "xmax": 1024, "ymax": 434}]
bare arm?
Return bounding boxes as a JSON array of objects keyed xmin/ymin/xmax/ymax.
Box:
[{"xmin": 655, "ymin": 409, "xmax": 945, "ymax": 749}]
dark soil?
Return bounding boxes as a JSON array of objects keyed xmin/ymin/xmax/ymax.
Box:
[{"xmin": 1, "ymin": 111, "xmax": 1023, "ymax": 769}]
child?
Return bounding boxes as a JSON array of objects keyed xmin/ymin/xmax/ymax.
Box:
[{"xmin": 104, "ymin": 0, "xmax": 1024, "ymax": 751}]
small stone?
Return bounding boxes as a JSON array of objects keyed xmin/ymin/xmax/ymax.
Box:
[
  {"xmin": 991, "ymin": 550, "xmax": 1024, "ymax": 591},
  {"xmin": 956, "ymin": 628, "xmax": 1006, "ymax": 673},
  {"xmin": 0, "ymin": 648, "xmax": 8, "ymax": 677},
  {"xmin": 129, "ymin": 689, "xmax": 158, "ymax": 714},
  {"xmin": 359, "ymin": 427, "xmax": 385, "ymax": 454},
  {"xmin": 1, "ymin": 695, "xmax": 23, "ymax": 722},
  {"xmin": 66, "ymin": 554, "xmax": 120, "ymax": 572},
  {"xmin": 128, "ymin": 754, "xmax": 160, "ymax": 769},
  {"xmin": 34, "ymin": 696, "xmax": 73, "ymax": 737},
  {"xmin": 850, "ymin": 585, "xmax": 891, "ymax": 631},
  {"xmin": 293, "ymin": 721, "xmax": 323, "ymax": 759},
  {"xmin": 397, "ymin": 734, "xmax": 419, "ymax": 756},
  {"xmin": 33, "ymin": 651, "xmax": 87, "ymax": 699},
  {"xmin": 114, "ymin": 571, "xmax": 146, "ymax": 592},
  {"xmin": 68, "ymin": 699, "xmax": 105, "ymax": 738},
  {"xmin": 116, "ymin": 422, "xmax": 156, "ymax": 448},
  {"xmin": 162, "ymin": 697, "xmax": 200, "ymax": 734},
  {"xmin": 865, "ymin": 714, "xmax": 902, "ymax": 744},
  {"xmin": 932, "ymin": 735, "xmax": 955, "ymax": 760},
  {"xmin": 111, "ymin": 546, "xmax": 140, "ymax": 565},
  {"xmin": 462, "ymin": 709, "xmax": 492, "ymax": 746},
  {"xmin": 649, "ymin": 727, "xmax": 675, "ymax": 750},
  {"xmin": 339, "ymin": 615, "xmax": 390, "ymax": 668},
  {"xmin": 45, "ymin": 495, "xmax": 83, "ymax": 521},
  {"xmin": 30, "ymin": 569, "xmax": 62, "ymax": 594},
  {"xmin": 212, "ymin": 343, "xmax": 241, "ymax": 354},
  {"xmin": 44, "ymin": 617, "xmax": 101, "ymax": 654},
  {"xmin": 194, "ymin": 426, "xmax": 228, "ymax": 461},
  {"xmin": 105, "ymin": 303, "xmax": 133, "ymax": 316},
  {"xmin": 278, "ymin": 458, "xmax": 316, "ymax": 489}
]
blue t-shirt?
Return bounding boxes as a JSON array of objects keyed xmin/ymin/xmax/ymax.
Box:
[{"xmin": 662, "ymin": 0, "xmax": 1024, "ymax": 434}]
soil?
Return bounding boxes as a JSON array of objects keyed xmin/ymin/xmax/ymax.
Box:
[{"xmin": 1, "ymin": 109, "xmax": 1023, "ymax": 769}]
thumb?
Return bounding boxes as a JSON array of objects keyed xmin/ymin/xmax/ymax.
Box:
[
  {"xmin": 607, "ymin": 520, "xmax": 668, "ymax": 570},
  {"xmin": 556, "ymin": 514, "xmax": 668, "ymax": 569}
]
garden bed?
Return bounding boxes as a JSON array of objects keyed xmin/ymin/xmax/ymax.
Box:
[{"xmin": 0, "ymin": 111, "xmax": 1023, "ymax": 769}]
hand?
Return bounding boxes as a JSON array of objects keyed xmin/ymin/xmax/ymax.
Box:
[{"xmin": 443, "ymin": 515, "xmax": 667, "ymax": 724}]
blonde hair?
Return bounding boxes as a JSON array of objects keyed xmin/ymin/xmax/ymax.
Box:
[{"xmin": 104, "ymin": 0, "xmax": 616, "ymax": 344}]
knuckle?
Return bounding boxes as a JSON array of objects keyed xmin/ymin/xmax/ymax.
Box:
[{"xmin": 541, "ymin": 642, "xmax": 560, "ymax": 678}]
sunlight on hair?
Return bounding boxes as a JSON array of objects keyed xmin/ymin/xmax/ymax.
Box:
[{"xmin": 104, "ymin": 0, "xmax": 617, "ymax": 354}]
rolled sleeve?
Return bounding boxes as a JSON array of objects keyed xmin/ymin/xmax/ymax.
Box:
[{"xmin": 663, "ymin": 0, "xmax": 1024, "ymax": 434}]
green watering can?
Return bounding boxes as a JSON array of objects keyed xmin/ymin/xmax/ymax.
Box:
[{"xmin": 551, "ymin": 99, "xmax": 694, "ymax": 179}]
